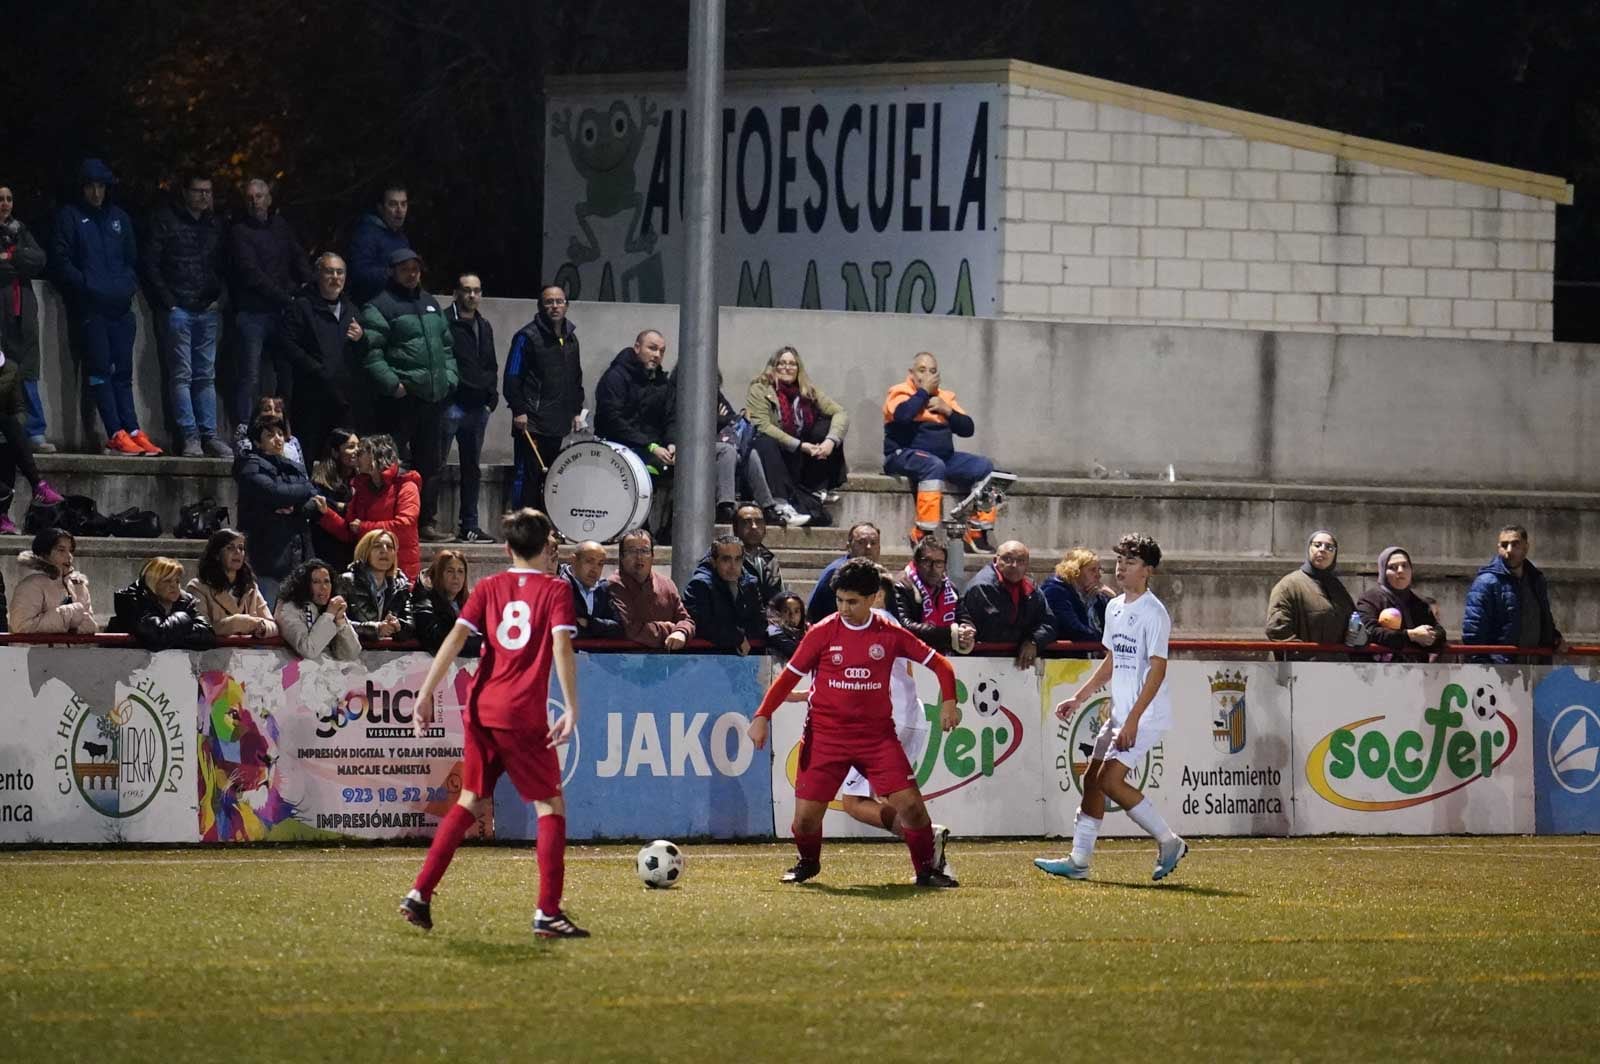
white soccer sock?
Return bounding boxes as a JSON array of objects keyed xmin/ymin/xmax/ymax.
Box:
[
  {"xmin": 1070, "ymin": 809, "xmax": 1102, "ymax": 865},
  {"xmin": 1126, "ymin": 798, "xmax": 1176, "ymax": 843}
]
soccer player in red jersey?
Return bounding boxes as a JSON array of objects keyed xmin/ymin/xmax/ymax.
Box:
[
  {"xmin": 748, "ymin": 557, "xmax": 962, "ymax": 887},
  {"xmin": 400, "ymin": 508, "xmax": 589, "ymax": 938}
]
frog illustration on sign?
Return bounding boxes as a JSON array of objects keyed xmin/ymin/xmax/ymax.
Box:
[{"xmin": 551, "ymin": 97, "xmax": 660, "ymax": 264}]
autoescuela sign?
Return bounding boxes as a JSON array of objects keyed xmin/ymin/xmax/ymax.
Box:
[{"xmin": 542, "ymin": 77, "xmax": 1001, "ymax": 315}]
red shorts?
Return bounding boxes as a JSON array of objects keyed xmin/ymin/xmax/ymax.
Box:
[
  {"xmin": 461, "ymin": 721, "xmax": 562, "ymax": 802},
  {"xmin": 793, "ymin": 722, "xmax": 917, "ymax": 803}
]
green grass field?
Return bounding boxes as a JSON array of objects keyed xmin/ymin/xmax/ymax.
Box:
[{"xmin": 1, "ymin": 837, "xmax": 1596, "ymax": 1063}]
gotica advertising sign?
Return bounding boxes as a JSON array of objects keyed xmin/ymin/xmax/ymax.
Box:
[
  {"xmin": 543, "ymin": 79, "xmax": 1001, "ymax": 315},
  {"xmin": 1291, "ymin": 664, "xmax": 1534, "ymax": 835}
]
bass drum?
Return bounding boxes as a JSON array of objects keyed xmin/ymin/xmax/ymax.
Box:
[{"xmin": 543, "ymin": 440, "xmax": 654, "ymax": 543}]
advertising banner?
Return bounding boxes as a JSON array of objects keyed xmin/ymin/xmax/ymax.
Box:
[
  {"xmin": 1290, "ymin": 663, "xmax": 1534, "ymax": 835},
  {"xmin": 492, "ymin": 654, "xmax": 771, "ymax": 841},
  {"xmin": 196, "ymin": 650, "xmax": 484, "ymax": 842},
  {"xmin": 768, "ymin": 657, "xmax": 1043, "ymax": 838},
  {"xmin": 1039, "ymin": 659, "xmax": 1293, "ymax": 838},
  {"xmin": 1532, "ymin": 667, "xmax": 1600, "ymax": 834},
  {"xmin": 0, "ymin": 646, "xmax": 197, "ymax": 844},
  {"xmin": 543, "ymin": 81, "xmax": 1001, "ymax": 315}
]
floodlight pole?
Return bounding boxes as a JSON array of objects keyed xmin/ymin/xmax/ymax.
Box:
[{"xmin": 670, "ymin": 0, "xmax": 724, "ymax": 588}]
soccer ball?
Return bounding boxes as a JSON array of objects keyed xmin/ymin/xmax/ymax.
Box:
[
  {"xmin": 636, "ymin": 839, "xmax": 685, "ymax": 888},
  {"xmin": 1470, "ymin": 684, "xmax": 1498, "ymax": 722},
  {"xmin": 970, "ymin": 679, "xmax": 1002, "ymax": 718}
]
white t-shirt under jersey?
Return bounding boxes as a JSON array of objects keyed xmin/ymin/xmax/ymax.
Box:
[{"xmin": 1101, "ymin": 589, "xmax": 1172, "ymax": 731}]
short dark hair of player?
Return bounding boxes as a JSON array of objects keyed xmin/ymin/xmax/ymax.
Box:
[
  {"xmin": 502, "ymin": 508, "xmax": 555, "ymax": 559},
  {"xmin": 834, "ymin": 557, "xmax": 883, "ymax": 598},
  {"xmin": 1114, "ymin": 533, "xmax": 1162, "ymax": 568}
]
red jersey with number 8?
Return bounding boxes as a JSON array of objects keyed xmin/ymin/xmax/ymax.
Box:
[{"xmin": 456, "ymin": 568, "xmax": 577, "ymax": 730}]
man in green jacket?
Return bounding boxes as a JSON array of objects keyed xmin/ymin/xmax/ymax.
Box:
[{"xmin": 361, "ymin": 248, "xmax": 458, "ymax": 542}]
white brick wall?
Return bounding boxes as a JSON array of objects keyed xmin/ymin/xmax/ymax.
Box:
[{"xmin": 995, "ymin": 87, "xmax": 1559, "ymax": 339}]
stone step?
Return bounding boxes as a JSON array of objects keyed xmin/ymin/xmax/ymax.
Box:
[{"xmin": 25, "ymin": 457, "xmax": 1600, "ymax": 566}]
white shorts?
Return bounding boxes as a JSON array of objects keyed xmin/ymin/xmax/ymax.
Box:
[
  {"xmin": 840, "ymin": 724, "xmax": 931, "ymax": 799},
  {"xmin": 1089, "ymin": 715, "xmax": 1166, "ymax": 770}
]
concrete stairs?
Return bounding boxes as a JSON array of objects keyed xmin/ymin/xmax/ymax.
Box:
[{"xmin": 4, "ymin": 455, "xmax": 1598, "ymax": 639}]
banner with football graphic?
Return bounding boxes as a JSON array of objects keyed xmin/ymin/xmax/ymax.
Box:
[
  {"xmin": 768, "ymin": 657, "xmax": 1044, "ymax": 838},
  {"xmin": 1289, "ymin": 663, "xmax": 1535, "ymax": 835},
  {"xmin": 1038, "ymin": 660, "xmax": 1293, "ymax": 838}
]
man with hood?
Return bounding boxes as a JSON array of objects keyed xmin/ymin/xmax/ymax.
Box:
[
  {"xmin": 143, "ymin": 169, "xmax": 230, "ymax": 457},
  {"xmin": 0, "ymin": 185, "xmax": 52, "ymax": 451},
  {"xmin": 49, "ymin": 158, "xmax": 160, "ymax": 456},
  {"xmin": 1463, "ymin": 524, "xmax": 1564, "ymax": 665},
  {"xmin": 346, "ymin": 184, "xmax": 410, "ymax": 305},
  {"xmin": 504, "ymin": 283, "xmax": 583, "ymax": 511},
  {"xmin": 683, "ymin": 534, "xmax": 765, "ymax": 654}
]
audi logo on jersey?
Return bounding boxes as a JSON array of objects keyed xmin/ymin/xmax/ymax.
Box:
[{"xmin": 843, "ymin": 667, "xmax": 873, "ymax": 679}]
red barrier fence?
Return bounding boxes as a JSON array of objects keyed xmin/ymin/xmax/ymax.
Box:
[{"xmin": 0, "ymin": 632, "xmax": 1592, "ymax": 657}]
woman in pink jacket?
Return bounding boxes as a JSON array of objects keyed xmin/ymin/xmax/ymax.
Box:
[{"xmin": 9, "ymin": 528, "xmax": 95, "ymax": 634}]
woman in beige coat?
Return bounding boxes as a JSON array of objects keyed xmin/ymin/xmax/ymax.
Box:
[
  {"xmin": 186, "ymin": 528, "xmax": 278, "ymax": 639},
  {"xmin": 273, "ymin": 559, "xmax": 361, "ymax": 661},
  {"xmin": 746, "ymin": 346, "xmax": 849, "ymax": 524},
  {"xmin": 9, "ymin": 528, "xmax": 95, "ymax": 634}
]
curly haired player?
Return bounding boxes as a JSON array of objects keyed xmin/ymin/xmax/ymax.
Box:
[{"xmin": 1035, "ymin": 533, "xmax": 1187, "ymax": 883}]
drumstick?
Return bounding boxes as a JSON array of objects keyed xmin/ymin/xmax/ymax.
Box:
[{"xmin": 521, "ymin": 429, "xmax": 549, "ymax": 472}]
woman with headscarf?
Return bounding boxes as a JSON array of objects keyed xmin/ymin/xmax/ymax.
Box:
[
  {"xmin": 1355, "ymin": 545, "xmax": 1447, "ymax": 661},
  {"xmin": 1265, "ymin": 529, "xmax": 1356, "ymax": 653}
]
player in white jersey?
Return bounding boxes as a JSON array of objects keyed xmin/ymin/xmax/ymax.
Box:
[
  {"xmin": 834, "ymin": 572, "xmax": 952, "ymax": 875},
  {"xmin": 1035, "ymin": 534, "xmax": 1188, "ymax": 882}
]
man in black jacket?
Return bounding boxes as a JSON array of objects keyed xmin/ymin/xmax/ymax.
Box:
[
  {"xmin": 229, "ymin": 178, "xmax": 311, "ymax": 434},
  {"xmin": 504, "ymin": 284, "xmax": 583, "ymax": 510},
  {"xmin": 444, "ymin": 273, "xmax": 498, "ymax": 543},
  {"xmin": 595, "ymin": 328, "xmax": 675, "ymax": 534},
  {"xmin": 278, "ymin": 252, "xmax": 364, "ymax": 454},
  {"xmin": 683, "ymin": 535, "xmax": 765, "ymax": 654},
  {"xmin": 962, "ymin": 539, "xmax": 1057, "ymax": 669},
  {"xmin": 561, "ymin": 540, "xmax": 622, "ymax": 638},
  {"xmin": 893, "ymin": 537, "xmax": 977, "ymax": 654},
  {"xmin": 143, "ymin": 171, "xmax": 230, "ymax": 458}
]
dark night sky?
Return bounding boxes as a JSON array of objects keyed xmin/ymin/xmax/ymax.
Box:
[{"xmin": 11, "ymin": 0, "xmax": 1600, "ymax": 335}]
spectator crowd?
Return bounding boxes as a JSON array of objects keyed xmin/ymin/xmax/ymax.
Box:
[{"xmin": 0, "ymin": 161, "xmax": 1577, "ymax": 664}]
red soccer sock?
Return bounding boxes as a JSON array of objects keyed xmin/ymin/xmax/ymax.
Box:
[
  {"xmin": 904, "ymin": 824, "xmax": 935, "ymax": 874},
  {"xmin": 536, "ymin": 814, "xmax": 567, "ymax": 916},
  {"xmin": 792, "ymin": 826, "xmax": 823, "ymax": 865},
  {"xmin": 878, "ymin": 805, "xmax": 902, "ymax": 836},
  {"xmin": 413, "ymin": 804, "xmax": 476, "ymax": 901}
]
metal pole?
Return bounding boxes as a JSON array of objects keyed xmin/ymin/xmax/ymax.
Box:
[{"xmin": 671, "ymin": 0, "xmax": 723, "ymax": 588}]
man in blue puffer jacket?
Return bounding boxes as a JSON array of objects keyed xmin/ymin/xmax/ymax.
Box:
[
  {"xmin": 49, "ymin": 158, "xmax": 159, "ymax": 455},
  {"xmin": 1462, "ymin": 524, "xmax": 1564, "ymax": 664}
]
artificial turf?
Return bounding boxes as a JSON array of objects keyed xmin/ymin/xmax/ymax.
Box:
[{"xmin": 1, "ymin": 837, "xmax": 1595, "ymax": 1063}]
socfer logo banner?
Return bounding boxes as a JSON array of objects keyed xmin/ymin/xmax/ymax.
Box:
[
  {"xmin": 769, "ymin": 658, "xmax": 1042, "ymax": 838},
  {"xmin": 495, "ymin": 654, "xmax": 769, "ymax": 841},
  {"xmin": 1291, "ymin": 663, "xmax": 1534, "ymax": 835},
  {"xmin": 1532, "ymin": 667, "xmax": 1600, "ymax": 834},
  {"xmin": 1038, "ymin": 660, "xmax": 1293, "ymax": 838}
]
